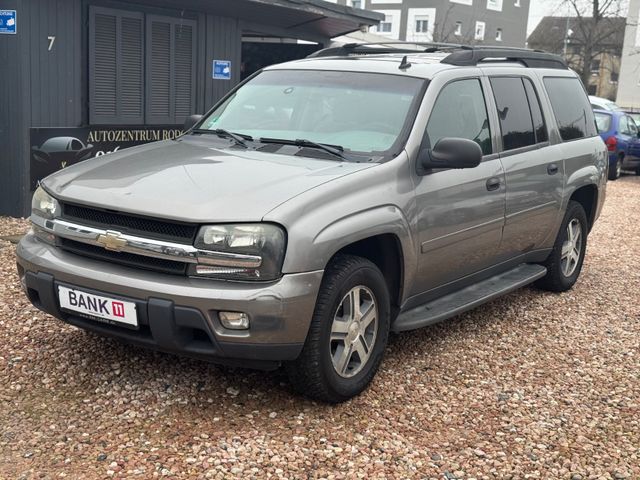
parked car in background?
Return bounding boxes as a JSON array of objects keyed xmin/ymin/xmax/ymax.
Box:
[
  {"xmin": 594, "ymin": 109, "xmax": 640, "ymax": 180},
  {"xmin": 589, "ymin": 95, "xmax": 622, "ymax": 112}
]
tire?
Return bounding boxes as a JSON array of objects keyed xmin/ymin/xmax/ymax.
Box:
[
  {"xmin": 635, "ymin": 167, "xmax": 640, "ymax": 176},
  {"xmin": 608, "ymin": 155, "xmax": 622, "ymax": 181},
  {"xmin": 285, "ymin": 254, "xmax": 390, "ymax": 403},
  {"xmin": 536, "ymin": 200, "xmax": 588, "ymax": 292}
]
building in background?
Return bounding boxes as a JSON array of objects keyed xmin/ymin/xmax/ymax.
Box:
[
  {"xmin": 616, "ymin": 0, "xmax": 640, "ymax": 109},
  {"xmin": 0, "ymin": 0, "xmax": 380, "ymax": 217},
  {"xmin": 527, "ymin": 16, "xmax": 624, "ymax": 100},
  {"xmin": 326, "ymin": 0, "xmax": 531, "ymax": 47}
]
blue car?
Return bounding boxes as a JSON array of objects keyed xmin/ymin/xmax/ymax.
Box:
[{"xmin": 594, "ymin": 109, "xmax": 640, "ymax": 180}]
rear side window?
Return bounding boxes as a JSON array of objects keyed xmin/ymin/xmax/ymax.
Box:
[
  {"xmin": 544, "ymin": 77, "xmax": 596, "ymax": 141},
  {"xmin": 426, "ymin": 79, "xmax": 492, "ymax": 155},
  {"xmin": 490, "ymin": 77, "xmax": 535, "ymax": 151},
  {"xmin": 594, "ymin": 112, "xmax": 612, "ymax": 133}
]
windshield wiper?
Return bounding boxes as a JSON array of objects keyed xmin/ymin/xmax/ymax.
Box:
[
  {"xmin": 259, "ymin": 137, "xmax": 347, "ymax": 161},
  {"xmin": 193, "ymin": 129, "xmax": 252, "ymax": 148}
]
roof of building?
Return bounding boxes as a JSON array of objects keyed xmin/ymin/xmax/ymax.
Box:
[
  {"xmin": 202, "ymin": 0, "xmax": 383, "ymax": 40},
  {"xmin": 527, "ymin": 16, "xmax": 625, "ymax": 52}
]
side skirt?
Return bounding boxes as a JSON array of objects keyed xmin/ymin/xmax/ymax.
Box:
[{"xmin": 392, "ymin": 263, "xmax": 547, "ymax": 332}]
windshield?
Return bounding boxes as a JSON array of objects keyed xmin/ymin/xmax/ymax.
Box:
[
  {"xmin": 594, "ymin": 112, "xmax": 612, "ymax": 133},
  {"xmin": 198, "ymin": 70, "xmax": 425, "ymax": 159}
]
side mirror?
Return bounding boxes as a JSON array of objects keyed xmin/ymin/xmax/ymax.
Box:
[
  {"xmin": 184, "ymin": 114, "xmax": 203, "ymax": 132},
  {"xmin": 419, "ymin": 137, "xmax": 483, "ymax": 172}
]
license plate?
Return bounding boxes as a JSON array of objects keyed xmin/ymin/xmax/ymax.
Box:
[{"xmin": 58, "ymin": 286, "xmax": 138, "ymax": 328}]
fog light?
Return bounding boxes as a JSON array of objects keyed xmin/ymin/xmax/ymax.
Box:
[
  {"xmin": 219, "ymin": 311, "xmax": 250, "ymax": 330},
  {"xmin": 17, "ymin": 266, "xmax": 27, "ymax": 293}
]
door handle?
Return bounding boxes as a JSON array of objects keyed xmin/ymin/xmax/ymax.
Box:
[
  {"xmin": 486, "ymin": 177, "xmax": 501, "ymax": 191},
  {"xmin": 547, "ymin": 163, "xmax": 559, "ymax": 175}
]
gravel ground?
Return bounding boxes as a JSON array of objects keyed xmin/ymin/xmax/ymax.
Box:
[{"xmin": 1, "ymin": 177, "xmax": 639, "ymax": 480}]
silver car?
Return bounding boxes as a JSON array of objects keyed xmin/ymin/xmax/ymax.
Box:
[{"xmin": 17, "ymin": 45, "xmax": 608, "ymax": 402}]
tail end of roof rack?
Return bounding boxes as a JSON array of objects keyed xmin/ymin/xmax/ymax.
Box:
[{"xmin": 441, "ymin": 47, "xmax": 568, "ymax": 69}]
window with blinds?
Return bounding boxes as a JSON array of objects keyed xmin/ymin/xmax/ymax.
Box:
[{"xmin": 89, "ymin": 6, "xmax": 196, "ymax": 126}]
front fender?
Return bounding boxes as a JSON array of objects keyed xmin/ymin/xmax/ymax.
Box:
[{"xmin": 311, "ymin": 204, "xmax": 416, "ymax": 277}]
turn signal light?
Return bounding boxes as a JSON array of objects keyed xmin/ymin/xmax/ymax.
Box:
[{"xmin": 605, "ymin": 136, "xmax": 617, "ymax": 152}]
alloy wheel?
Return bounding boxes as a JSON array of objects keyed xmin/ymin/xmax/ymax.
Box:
[
  {"xmin": 560, "ymin": 218, "xmax": 582, "ymax": 277},
  {"xmin": 330, "ymin": 286, "xmax": 378, "ymax": 378}
]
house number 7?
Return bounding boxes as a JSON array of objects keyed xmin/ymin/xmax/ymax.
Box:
[{"xmin": 48, "ymin": 36, "xmax": 56, "ymax": 51}]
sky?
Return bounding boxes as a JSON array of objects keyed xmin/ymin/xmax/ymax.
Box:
[{"xmin": 527, "ymin": 0, "xmax": 566, "ymax": 34}]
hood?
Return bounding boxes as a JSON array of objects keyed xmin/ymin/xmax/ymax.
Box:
[{"xmin": 43, "ymin": 136, "xmax": 375, "ymax": 223}]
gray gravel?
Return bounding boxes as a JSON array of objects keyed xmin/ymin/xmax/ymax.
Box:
[{"xmin": 1, "ymin": 176, "xmax": 639, "ymax": 479}]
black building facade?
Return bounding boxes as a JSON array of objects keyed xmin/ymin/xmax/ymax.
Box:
[{"xmin": 0, "ymin": 0, "xmax": 380, "ymax": 217}]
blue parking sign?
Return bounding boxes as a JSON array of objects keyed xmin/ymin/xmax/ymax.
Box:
[
  {"xmin": 213, "ymin": 60, "xmax": 231, "ymax": 80},
  {"xmin": 0, "ymin": 10, "xmax": 16, "ymax": 34}
]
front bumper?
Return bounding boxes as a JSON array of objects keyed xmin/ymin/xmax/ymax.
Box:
[{"xmin": 16, "ymin": 233, "xmax": 322, "ymax": 369}]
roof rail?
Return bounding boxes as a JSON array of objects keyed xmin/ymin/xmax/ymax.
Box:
[
  {"xmin": 442, "ymin": 46, "xmax": 568, "ymax": 69},
  {"xmin": 307, "ymin": 42, "xmax": 469, "ymax": 58},
  {"xmin": 307, "ymin": 43, "xmax": 568, "ymax": 70}
]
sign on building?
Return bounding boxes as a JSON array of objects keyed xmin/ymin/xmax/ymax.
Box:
[
  {"xmin": 213, "ymin": 60, "xmax": 232, "ymax": 80},
  {"xmin": 30, "ymin": 126, "xmax": 184, "ymax": 191},
  {"xmin": 0, "ymin": 10, "xmax": 16, "ymax": 34}
]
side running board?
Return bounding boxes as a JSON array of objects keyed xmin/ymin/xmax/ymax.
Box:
[{"xmin": 392, "ymin": 264, "xmax": 547, "ymax": 332}]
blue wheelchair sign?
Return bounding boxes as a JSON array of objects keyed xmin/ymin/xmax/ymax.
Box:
[
  {"xmin": 213, "ymin": 60, "xmax": 231, "ymax": 80},
  {"xmin": 0, "ymin": 10, "xmax": 16, "ymax": 34}
]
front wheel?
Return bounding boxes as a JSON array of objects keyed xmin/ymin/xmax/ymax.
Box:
[
  {"xmin": 536, "ymin": 201, "xmax": 588, "ymax": 292},
  {"xmin": 286, "ymin": 254, "xmax": 390, "ymax": 403}
]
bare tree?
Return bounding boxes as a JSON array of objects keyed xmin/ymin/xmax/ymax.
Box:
[{"xmin": 560, "ymin": 0, "xmax": 626, "ymax": 86}]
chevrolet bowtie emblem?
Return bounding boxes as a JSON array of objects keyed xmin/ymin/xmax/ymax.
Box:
[{"xmin": 96, "ymin": 231, "xmax": 128, "ymax": 252}]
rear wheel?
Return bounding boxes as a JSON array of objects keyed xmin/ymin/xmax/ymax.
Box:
[
  {"xmin": 286, "ymin": 254, "xmax": 390, "ymax": 403},
  {"xmin": 536, "ymin": 201, "xmax": 588, "ymax": 292},
  {"xmin": 608, "ymin": 155, "xmax": 622, "ymax": 180}
]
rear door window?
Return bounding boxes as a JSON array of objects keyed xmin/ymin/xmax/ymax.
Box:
[
  {"xmin": 619, "ymin": 115, "xmax": 630, "ymax": 135},
  {"xmin": 490, "ymin": 77, "xmax": 535, "ymax": 151},
  {"xmin": 426, "ymin": 78, "xmax": 492, "ymax": 155},
  {"xmin": 543, "ymin": 77, "xmax": 597, "ymax": 141},
  {"xmin": 622, "ymin": 115, "xmax": 638, "ymax": 136}
]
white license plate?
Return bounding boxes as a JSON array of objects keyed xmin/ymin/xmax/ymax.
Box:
[{"xmin": 58, "ymin": 286, "xmax": 138, "ymax": 328}]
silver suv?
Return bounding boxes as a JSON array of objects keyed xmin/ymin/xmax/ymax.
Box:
[{"xmin": 17, "ymin": 45, "xmax": 607, "ymax": 402}]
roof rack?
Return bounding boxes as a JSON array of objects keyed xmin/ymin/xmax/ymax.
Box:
[
  {"xmin": 307, "ymin": 42, "xmax": 469, "ymax": 58},
  {"xmin": 307, "ymin": 43, "xmax": 568, "ymax": 70}
]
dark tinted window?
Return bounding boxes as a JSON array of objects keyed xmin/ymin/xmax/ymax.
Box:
[
  {"xmin": 523, "ymin": 79, "xmax": 548, "ymax": 143},
  {"xmin": 426, "ymin": 79, "xmax": 492, "ymax": 155},
  {"xmin": 490, "ymin": 77, "xmax": 535, "ymax": 151},
  {"xmin": 594, "ymin": 112, "xmax": 612, "ymax": 133},
  {"xmin": 544, "ymin": 77, "xmax": 596, "ymax": 141}
]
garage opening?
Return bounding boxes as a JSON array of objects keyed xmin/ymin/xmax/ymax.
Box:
[{"xmin": 241, "ymin": 36, "xmax": 322, "ymax": 80}]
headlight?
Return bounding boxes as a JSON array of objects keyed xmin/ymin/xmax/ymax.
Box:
[
  {"xmin": 191, "ymin": 224, "xmax": 286, "ymax": 281},
  {"xmin": 31, "ymin": 186, "xmax": 59, "ymax": 219}
]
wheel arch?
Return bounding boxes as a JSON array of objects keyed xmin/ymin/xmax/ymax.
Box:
[
  {"xmin": 329, "ymin": 233, "xmax": 405, "ymax": 318},
  {"xmin": 569, "ymin": 183, "xmax": 599, "ymax": 231}
]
